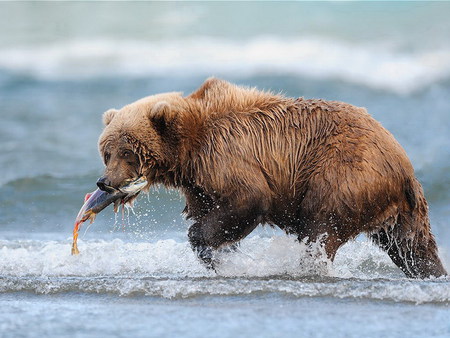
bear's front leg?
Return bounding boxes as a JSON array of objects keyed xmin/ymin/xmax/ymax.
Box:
[{"xmin": 187, "ymin": 202, "xmax": 263, "ymax": 270}]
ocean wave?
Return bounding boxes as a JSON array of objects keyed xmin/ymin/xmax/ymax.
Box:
[
  {"xmin": 0, "ymin": 37, "xmax": 449, "ymax": 94},
  {"xmin": 0, "ymin": 237, "xmax": 448, "ymax": 303},
  {"xmin": 2, "ymin": 276, "xmax": 448, "ymax": 305}
]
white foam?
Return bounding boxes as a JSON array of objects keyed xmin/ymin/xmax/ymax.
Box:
[
  {"xmin": 215, "ymin": 235, "xmax": 333, "ymax": 277},
  {"xmin": 0, "ymin": 236, "xmax": 387, "ymax": 279},
  {"xmin": 0, "ymin": 236, "xmax": 437, "ymax": 279},
  {"xmin": 1, "ymin": 236, "xmax": 449, "ymax": 303},
  {"xmin": 1, "ymin": 37, "xmax": 449, "ymax": 94},
  {"xmin": 0, "ymin": 238, "xmax": 208, "ymax": 278},
  {"xmin": 2, "ymin": 275, "xmax": 449, "ymax": 304}
]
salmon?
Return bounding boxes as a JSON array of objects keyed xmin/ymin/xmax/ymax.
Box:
[{"xmin": 71, "ymin": 177, "xmax": 147, "ymax": 255}]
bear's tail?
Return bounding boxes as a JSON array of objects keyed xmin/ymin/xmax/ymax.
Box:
[{"xmin": 371, "ymin": 178, "xmax": 447, "ymax": 278}]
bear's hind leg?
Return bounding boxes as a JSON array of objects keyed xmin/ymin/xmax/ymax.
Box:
[{"xmin": 371, "ymin": 214, "xmax": 446, "ymax": 278}]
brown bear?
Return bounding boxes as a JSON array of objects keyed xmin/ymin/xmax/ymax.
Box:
[{"xmin": 97, "ymin": 78, "xmax": 446, "ymax": 278}]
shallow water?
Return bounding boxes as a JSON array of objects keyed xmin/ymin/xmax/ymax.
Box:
[
  {"xmin": 1, "ymin": 235, "xmax": 449, "ymax": 337},
  {"xmin": 2, "ymin": 293, "xmax": 450, "ymax": 338},
  {"xmin": 0, "ymin": 2, "xmax": 449, "ymax": 337}
]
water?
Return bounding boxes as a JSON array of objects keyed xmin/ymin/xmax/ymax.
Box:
[{"xmin": 0, "ymin": 2, "xmax": 449, "ymax": 337}]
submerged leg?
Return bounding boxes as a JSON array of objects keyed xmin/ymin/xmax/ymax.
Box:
[
  {"xmin": 296, "ymin": 217, "xmax": 346, "ymax": 262},
  {"xmin": 188, "ymin": 202, "xmax": 262, "ymax": 270},
  {"xmin": 371, "ymin": 214, "xmax": 446, "ymax": 278}
]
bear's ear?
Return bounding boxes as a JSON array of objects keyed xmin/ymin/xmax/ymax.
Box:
[
  {"xmin": 103, "ymin": 108, "xmax": 118, "ymax": 126},
  {"xmin": 188, "ymin": 77, "xmax": 231, "ymax": 100},
  {"xmin": 148, "ymin": 101, "xmax": 176, "ymax": 134}
]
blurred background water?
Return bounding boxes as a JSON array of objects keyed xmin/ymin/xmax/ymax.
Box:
[{"xmin": 0, "ymin": 2, "xmax": 449, "ymax": 337}]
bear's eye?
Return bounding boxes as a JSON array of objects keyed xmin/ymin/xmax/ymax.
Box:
[
  {"xmin": 121, "ymin": 150, "xmax": 137, "ymax": 166},
  {"xmin": 121, "ymin": 150, "xmax": 132, "ymax": 158},
  {"xmin": 104, "ymin": 152, "xmax": 111, "ymax": 164}
]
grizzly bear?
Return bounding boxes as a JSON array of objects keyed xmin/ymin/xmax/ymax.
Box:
[{"xmin": 97, "ymin": 78, "xmax": 446, "ymax": 278}]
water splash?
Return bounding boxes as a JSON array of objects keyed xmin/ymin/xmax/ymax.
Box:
[{"xmin": 0, "ymin": 236, "xmax": 448, "ymax": 303}]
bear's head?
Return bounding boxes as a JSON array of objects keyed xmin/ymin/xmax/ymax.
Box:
[
  {"xmin": 96, "ymin": 78, "xmax": 254, "ymax": 193},
  {"xmin": 97, "ymin": 92, "xmax": 189, "ymax": 192}
]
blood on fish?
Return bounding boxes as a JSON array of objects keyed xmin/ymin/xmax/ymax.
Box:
[{"xmin": 71, "ymin": 221, "xmax": 81, "ymax": 255}]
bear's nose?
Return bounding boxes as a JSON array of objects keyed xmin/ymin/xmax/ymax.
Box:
[{"xmin": 96, "ymin": 176, "xmax": 116, "ymax": 193}]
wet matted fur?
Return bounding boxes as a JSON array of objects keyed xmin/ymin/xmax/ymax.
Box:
[{"xmin": 97, "ymin": 78, "xmax": 446, "ymax": 278}]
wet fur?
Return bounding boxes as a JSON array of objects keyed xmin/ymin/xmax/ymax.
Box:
[{"xmin": 98, "ymin": 78, "xmax": 446, "ymax": 278}]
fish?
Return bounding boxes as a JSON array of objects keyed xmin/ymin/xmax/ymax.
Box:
[
  {"xmin": 117, "ymin": 176, "xmax": 148, "ymax": 194},
  {"xmin": 71, "ymin": 176, "xmax": 148, "ymax": 255}
]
